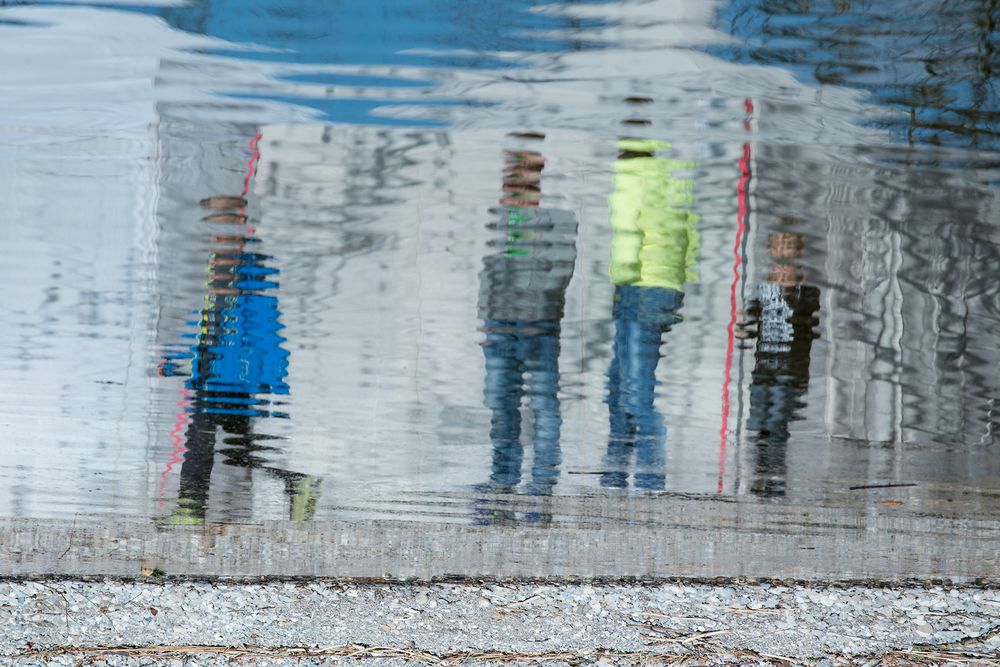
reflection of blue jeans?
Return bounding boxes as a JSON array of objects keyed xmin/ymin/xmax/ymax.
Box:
[
  {"xmin": 483, "ymin": 320, "xmax": 562, "ymax": 494},
  {"xmin": 603, "ymin": 285, "xmax": 683, "ymax": 490}
]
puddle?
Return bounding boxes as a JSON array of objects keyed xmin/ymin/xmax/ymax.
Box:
[{"xmin": 0, "ymin": 0, "xmax": 998, "ymax": 529}]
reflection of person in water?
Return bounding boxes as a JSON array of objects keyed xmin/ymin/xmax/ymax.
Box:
[
  {"xmin": 478, "ymin": 139, "xmax": 577, "ymax": 497},
  {"xmin": 159, "ymin": 165, "xmax": 318, "ymax": 524},
  {"xmin": 602, "ymin": 134, "xmax": 699, "ymax": 491},
  {"xmin": 741, "ymin": 223, "xmax": 820, "ymax": 498}
]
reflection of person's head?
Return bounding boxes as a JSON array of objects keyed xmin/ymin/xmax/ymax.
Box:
[
  {"xmin": 200, "ymin": 195, "xmax": 246, "ymax": 210},
  {"xmin": 501, "ymin": 149, "xmax": 544, "ymax": 208},
  {"xmin": 618, "ymin": 110, "xmax": 658, "ymax": 160},
  {"xmin": 198, "ymin": 196, "xmax": 254, "ymax": 296},
  {"xmin": 619, "ymin": 116, "xmax": 654, "ymax": 158},
  {"xmin": 622, "ymin": 117, "xmax": 651, "ymax": 127},
  {"xmin": 618, "ymin": 147, "xmax": 654, "ymax": 159},
  {"xmin": 768, "ymin": 231, "xmax": 805, "ymax": 259},
  {"xmin": 200, "ymin": 196, "xmax": 249, "ymax": 227},
  {"xmin": 767, "ymin": 231, "xmax": 806, "ymax": 287},
  {"xmin": 618, "ymin": 96, "xmax": 655, "ymax": 159}
]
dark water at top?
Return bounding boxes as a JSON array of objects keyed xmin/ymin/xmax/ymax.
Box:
[{"xmin": 1, "ymin": 0, "xmax": 998, "ymax": 526}]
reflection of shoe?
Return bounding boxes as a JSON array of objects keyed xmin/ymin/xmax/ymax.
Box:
[
  {"xmin": 524, "ymin": 482, "xmax": 555, "ymax": 497},
  {"xmin": 289, "ymin": 475, "xmax": 318, "ymax": 521},
  {"xmin": 470, "ymin": 482, "xmax": 517, "ymax": 496},
  {"xmin": 488, "ymin": 509, "xmax": 518, "ymax": 526},
  {"xmin": 159, "ymin": 506, "xmax": 205, "ymax": 526},
  {"xmin": 470, "ymin": 483, "xmax": 518, "ymax": 526},
  {"xmin": 750, "ymin": 478, "xmax": 785, "ymax": 499},
  {"xmin": 634, "ymin": 472, "xmax": 665, "ymax": 491},
  {"xmin": 600, "ymin": 471, "xmax": 628, "ymax": 489}
]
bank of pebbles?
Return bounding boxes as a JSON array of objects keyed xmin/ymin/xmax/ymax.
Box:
[{"xmin": 1, "ymin": 580, "xmax": 999, "ymax": 665}]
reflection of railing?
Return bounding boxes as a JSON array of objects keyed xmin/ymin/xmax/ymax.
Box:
[
  {"xmin": 717, "ymin": 142, "xmax": 751, "ymax": 494},
  {"xmin": 718, "ymin": 98, "xmax": 754, "ymax": 494},
  {"xmin": 157, "ymin": 388, "xmax": 193, "ymax": 510}
]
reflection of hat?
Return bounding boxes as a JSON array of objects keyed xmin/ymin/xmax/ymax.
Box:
[{"xmin": 616, "ymin": 137, "xmax": 669, "ymax": 154}]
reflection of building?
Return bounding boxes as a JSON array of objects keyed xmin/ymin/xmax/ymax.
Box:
[
  {"xmin": 739, "ymin": 102, "xmax": 1000, "ymax": 498},
  {"xmin": 0, "ymin": 6, "xmax": 175, "ymax": 518},
  {"xmin": 718, "ymin": 0, "xmax": 1000, "ymax": 492},
  {"xmin": 150, "ymin": 118, "xmax": 469, "ymax": 519},
  {"xmin": 821, "ymin": 163, "xmax": 1000, "ymax": 450},
  {"xmin": 714, "ymin": 0, "xmax": 1000, "ymax": 150},
  {"xmin": 8, "ymin": 0, "xmax": 1000, "ymax": 521}
]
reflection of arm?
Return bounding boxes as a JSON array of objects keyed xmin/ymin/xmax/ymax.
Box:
[
  {"xmin": 790, "ymin": 285, "xmax": 821, "ymax": 346},
  {"xmin": 684, "ymin": 212, "xmax": 701, "ymax": 284},
  {"xmin": 608, "ymin": 176, "xmax": 643, "ymax": 285}
]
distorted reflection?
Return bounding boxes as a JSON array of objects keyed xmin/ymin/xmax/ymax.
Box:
[
  {"xmin": 146, "ymin": 0, "xmax": 612, "ymax": 125},
  {"xmin": 156, "ymin": 0, "xmax": 608, "ymax": 67},
  {"xmin": 714, "ymin": 0, "xmax": 1000, "ymax": 151},
  {"xmin": 740, "ymin": 222, "xmax": 821, "ymax": 498},
  {"xmin": 7, "ymin": 0, "xmax": 1000, "ymax": 525},
  {"xmin": 602, "ymin": 107, "xmax": 700, "ymax": 491},
  {"xmin": 158, "ymin": 136, "xmax": 317, "ymax": 524},
  {"xmin": 479, "ymin": 136, "xmax": 577, "ymax": 502}
]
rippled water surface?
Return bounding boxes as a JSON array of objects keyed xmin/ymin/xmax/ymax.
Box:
[{"xmin": 2, "ymin": 0, "xmax": 999, "ymax": 525}]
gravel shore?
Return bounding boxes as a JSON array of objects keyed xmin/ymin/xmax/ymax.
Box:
[{"xmin": 3, "ymin": 579, "xmax": 999, "ymax": 666}]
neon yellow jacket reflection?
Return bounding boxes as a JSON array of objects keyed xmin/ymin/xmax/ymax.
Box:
[{"xmin": 609, "ymin": 139, "xmax": 699, "ymax": 290}]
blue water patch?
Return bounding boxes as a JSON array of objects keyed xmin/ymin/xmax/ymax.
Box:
[
  {"xmin": 8, "ymin": 0, "xmax": 613, "ymax": 128},
  {"xmin": 222, "ymin": 92, "xmax": 489, "ymax": 127},
  {"xmin": 279, "ymin": 72, "xmax": 436, "ymax": 90},
  {"xmin": 707, "ymin": 0, "xmax": 1000, "ymax": 152},
  {"xmin": 9, "ymin": 0, "xmax": 614, "ymax": 71},
  {"xmin": 0, "ymin": 17, "xmax": 51, "ymax": 26},
  {"xmin": 155, "ymin": 0, "xmax": 612, "ymax": 66}
]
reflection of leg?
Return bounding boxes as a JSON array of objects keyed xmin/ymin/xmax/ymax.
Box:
[
  {"xmin": 603, "ymin": 288, "xmax": 634, "ymax": 488},
  {"xmin": 624, "ymin": 315, "xmax": 666, "ymax": 491},
  {"xmin": 274, "ymin": 472, "xmax": 319, "ymax": 521},
  {"xmin": 602, "ymin": 287, "xmax": 682, "ymax": 491},
  {"xmin": 483, "ymin": 328, "xmax": 524, "ymax": 490},
  {"xmin": 251, "ymin": 464, "xmax": 321, "ymax": 521},
  {"xmin": 629, "ymin": 288, "xmax": 682, "ymax": 491},
  {"xmin": 175, "ymin": 399, "xmax": 255, "ymax": 522},
  {"xmin": 175, "ymin": 409, "xmax": 220, "ymax": 521},
  {"xmin": 748, "ymin": 380, "xmax": 796, "ymax": 498},
  {"xmin": 526, "ymin": 329, "xmax": 562, "ymax": 494}
]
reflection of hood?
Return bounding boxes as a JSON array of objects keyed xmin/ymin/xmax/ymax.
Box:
[
  {"xmin": 609, "ymin": 142, "xmax": 700, "ymax": 290},
  {"xmin": 616, "ymin": 138, "xmax": 670, "ymax": 154}
]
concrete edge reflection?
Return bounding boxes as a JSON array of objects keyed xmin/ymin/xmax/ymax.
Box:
[{"xmin": 3, "ymin": 495, "xmax": 998, "ymax": 581}]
